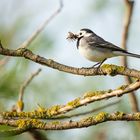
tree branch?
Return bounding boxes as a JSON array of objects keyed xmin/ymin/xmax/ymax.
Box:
[
  {"xmin": 18, "ymin": 68, "xmax": 41, "ymax": 102},
  {"xmin": 0, "ymin": 112, "xmax": 140, "ymax": 136},
  {"xmin": 50, "ymin": 100, "xmax": 121, "ymax": 119},
  {"xmin": 121, "ymin": 0, "xmax": 139, "ymax": 118},
  {"xmin": 1, "ymin": 43, "xmax": 140, "ymax": 78},
  {"xmin": 2, "ymin": 80, "xmax": 140, "ymax": 119}
]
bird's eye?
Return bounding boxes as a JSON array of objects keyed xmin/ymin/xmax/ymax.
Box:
[{"xmin": 79, "ymin": 32, "xmax": 82, "ymax": 35}]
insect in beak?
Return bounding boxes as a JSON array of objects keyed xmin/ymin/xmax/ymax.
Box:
[{"xmin": 66, "ymin": 32, "xmax": 78, "ymax": 41}]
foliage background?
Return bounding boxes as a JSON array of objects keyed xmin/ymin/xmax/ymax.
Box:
[{"xmin": 0, "ymin": 0, "xmax": 140, "ymax": 140}]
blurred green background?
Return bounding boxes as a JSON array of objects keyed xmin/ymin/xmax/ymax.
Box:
[{"xmin": 0, "ymin": 0, "xmax": 140, "ymax": 140}]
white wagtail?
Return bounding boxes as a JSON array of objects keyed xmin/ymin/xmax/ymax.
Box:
[{"xmin": 67, "ymin": 28, "xmax": 140, "ymax": 67}]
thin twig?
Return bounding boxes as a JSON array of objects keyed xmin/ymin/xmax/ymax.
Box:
[
  {"xmin": 18, "ymin": 68, "xmax": 42, "ymax": 101},
  {"xmin": 52, "ymin": 100, "xmax": 121, "ymax": 119},
  {"xmin": 121, "ymin": 0, "xmax": 139, "ymax": 113},
  {"xmin": 18, "ymin": 0, "xmax": 63, "ymax": 49},
  {"xmin": 15, "ymin": 68, "xmax": 41, "ymax": 113}
]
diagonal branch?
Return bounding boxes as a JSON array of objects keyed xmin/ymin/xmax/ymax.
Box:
[
  {"xmin": 2, "ymin": 80, "xmax": 140, "ymax": 119},
  {"xmin": 18, "ymin": 0, "xmax": 63, "ymax": 49},
  {"xmin": 18, "ymin": 68, "xmax": 41, "ymax": 102},
  {"xmin": 13, "ymin": 68, "xmax": 42, "ymax": 113},
  {"xmin": 0, "ymin": 0, "xmax": 63, "ymax": 71},
  {"xmin": 57, "ymin": 100, "xmax": 121, "ymax": 119}
]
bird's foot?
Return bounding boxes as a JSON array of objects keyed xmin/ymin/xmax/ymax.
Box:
[
  {"xmin": 81, "ymin": 59, "xmax": 107, "ymax": 70},
  {"xmin": 81, "ymin": 62, "xmax": 101, "ymax": 69}
]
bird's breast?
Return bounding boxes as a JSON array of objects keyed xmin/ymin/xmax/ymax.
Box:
[{"xmin": 78, "ymin": 45, "xmax": 114, "ymax": 62}]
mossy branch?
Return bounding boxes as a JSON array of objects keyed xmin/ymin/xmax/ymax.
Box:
[
  {"xmin": 0, "ymin": 112, "xmax": 140, "ymax": 137},
  {"xmin": 1, "ymin": 80, "xmax": 140, "ymax": 119}
]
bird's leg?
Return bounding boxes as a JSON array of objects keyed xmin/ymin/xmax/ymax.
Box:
[
  {"xmin": 97, "ymin": 58, "xmax": 107, "ymax": 69},
  {"xmin": 89, "ymin": 58, "xmax": 107, "ymax": 69},
  {"xmin": 92, "ymin": 62, "xmax": 101, "ymax": 67},
  {"xmin": 82, "ymin": 62, "xmax": 100, "ymax": 69},
  {"xmin": 81, "ymin": 59, "xmax": 107, "ymax": 69},
  {"xmin": 96, "ymin": 58, "xmax": 107, "ymax": 73}
]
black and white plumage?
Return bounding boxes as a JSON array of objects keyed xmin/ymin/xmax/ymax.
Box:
[{"xmin": 75, "ymin": 28, "xmax": 140, "ymax": 63}]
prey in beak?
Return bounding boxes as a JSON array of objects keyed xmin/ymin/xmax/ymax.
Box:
[{"xmin": 66, "ymin": 32, "xmax": 78, "ymax": 41}]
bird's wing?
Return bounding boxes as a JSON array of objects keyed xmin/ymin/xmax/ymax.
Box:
[{"xmin": 88, "ymin": 37, "xmax": 127, "ymax": 53}]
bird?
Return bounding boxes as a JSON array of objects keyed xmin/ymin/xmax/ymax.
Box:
[{"xmin": 67, "ymin": 28, "xmax": 140, "ymax": 67}]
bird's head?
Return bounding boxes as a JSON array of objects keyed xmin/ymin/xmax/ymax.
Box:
[
  {"xmin": 66, "ymin": 28, "xmax": 95, "ymax": 41},
  {"xmin": 76, "ymin": 28, "xmax": 94, "ymax": 39}
]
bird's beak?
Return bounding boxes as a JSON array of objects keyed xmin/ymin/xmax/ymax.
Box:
[{"xmin": 66, "ymin": 32, "xmax": 78, "ymax": 40}]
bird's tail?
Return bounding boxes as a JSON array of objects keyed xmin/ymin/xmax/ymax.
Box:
[
  {"xmin": 126, "ymin": 52, "xmax": 140, "ymax": 58},
  {"xmin": 114, "ymin": 51, "xmax": 140, "ymax": 58}
]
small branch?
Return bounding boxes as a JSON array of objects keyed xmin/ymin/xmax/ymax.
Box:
[
  {"xmin": 121, "ymin": 0, "xmax": 134, "ymax": 52},
  {"xmin": 0, "ymin": 112, "xmax": 140, "ymax": 136},
  {"xmin": 18, "ymin": 0, "xmax": 63, "ymax": 48},
  {"xmin": 18, "ymin": 68, "xmax": 42, "ymax": 101},
  {"xmin": 2, "ymin": 81, "xmax": 140, "ymax": 119},
  {"xmin": 14, "ymin": 68, "xmax": 41, "ymax": 112},
  {"xmin": 59, "ymin": 100, "xmax": 121, "ymax": 119},
  {"xmin": 1, "ymin": 45, "xmax": 140, "ymax": 78},
  {"xmin": 121, "ymin": 0, "xmax": 139, "ymax": 113}
]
